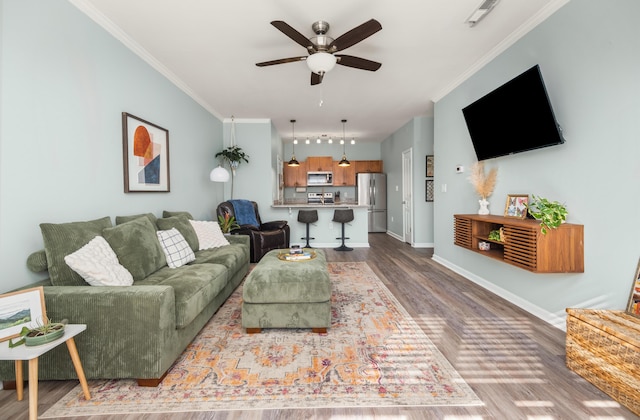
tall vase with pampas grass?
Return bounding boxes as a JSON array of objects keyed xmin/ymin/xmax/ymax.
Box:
[{"xmin": 468, "ymin": 162, "xmax": 498, "ymax": 215}]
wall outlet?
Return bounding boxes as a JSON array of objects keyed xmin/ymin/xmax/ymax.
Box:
[
  {"xmin": 391, "ymin": 216, "xmax": 394, "ymax": 222},
  {"xmin": 344, "ymin": 192, "xmax": 347, "ymax": 198}
]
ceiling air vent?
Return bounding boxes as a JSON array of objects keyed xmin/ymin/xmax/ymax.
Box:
[{"xmin": 466, "ymin": 0, "xmax": 500, "ymax": 27}]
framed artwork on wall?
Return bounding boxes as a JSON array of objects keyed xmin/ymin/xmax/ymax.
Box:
[
  {"xmin": 0, "ymin": 286, "xmax": 46, "ymax": 342},
  {"xmin": 626, "ymin": 258, "xmax": 640, "ymax": 317},
  {"xmin": 504, "ymin": 194, "xmax": 528, "ymax": 219},
  {"xmin": 426, "ymin": 179, "xmax": 434, "ymax": 202},
  {"xmin": 426, "ymin": 155, "xmax": 434, "ymax": 177},
  {"xmin": 122, "ymin": 112, "xmax": 170, "ymax": 193}
]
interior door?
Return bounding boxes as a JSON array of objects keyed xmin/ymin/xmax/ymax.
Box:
[{"xmin": 402, "ymin": 148, "xmax": 413, "ymax": 244}]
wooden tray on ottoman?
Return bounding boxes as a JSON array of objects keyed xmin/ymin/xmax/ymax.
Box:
[{"xmin": 565, "ymin": 308, "xmax": 640, "ymax": 416}]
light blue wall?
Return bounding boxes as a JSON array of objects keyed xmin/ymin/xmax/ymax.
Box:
[
  {"xmin": 381, "ymin": 116, "xmax": 434, "ymax": 246},
  {"xmin": 433, "ymin": 0, "xmax": 640, "ymax": 328},
  {"xmin": 0, "ymin": 0, "xmax": 224, "ymax": 292}
]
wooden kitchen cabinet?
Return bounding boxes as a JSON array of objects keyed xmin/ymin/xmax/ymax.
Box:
[
  {"xmin": 354, "ymin": 160, "xmax": 383, "ymax": 173},
  {"xmin": 332, "ymin": 160, "xmax": 356, "ymax": 186},
  {"xmin": 283, "ymin": 160, "xmax": 307, "ymax": 187},
  {"xmin": 454, "ymin": 214, "xmax": 584, "ymax": 273},
  {"xmin": 306, "ymin": 156, "xmax": 333, "ymax": 172}
]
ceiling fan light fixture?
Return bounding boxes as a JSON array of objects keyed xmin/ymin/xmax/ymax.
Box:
[{"xmin": 306, "ymin": 52, "xmax": 337, "ymax": 75}]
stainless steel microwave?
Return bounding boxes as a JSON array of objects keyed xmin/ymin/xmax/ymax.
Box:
[{"xmin": 307, "ymin": 171, "xmax": 333, "ymax": 186}]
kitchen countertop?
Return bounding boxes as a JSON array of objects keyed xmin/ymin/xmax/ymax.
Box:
[{"xmin": 272, "ymin": 200, "xmax": 366, "ymax": 208}]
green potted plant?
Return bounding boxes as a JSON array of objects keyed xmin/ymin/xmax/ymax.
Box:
[
  {"xmin": 215, "ymin": 145, "xmax": 249, "ymax": 174},
  {"xmin": 526, "ymin": 195, "xmax": 568, "ymax": 234},
  {"xmin": 218, "ymin": 211, "xmax": 240, "ymax": 234},
  {"xmin": 9, "ymin": 318, "xmax": 67, "ymax": 348}
]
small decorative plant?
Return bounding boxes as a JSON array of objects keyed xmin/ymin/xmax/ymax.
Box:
[
  {"xmin": 488, "ymin": 229, "xmax": 502, "ymax": 242},
  {"xmin": 526, "ymin": 195, "xmax": 568, "ymax": 234},
  {"xmin": 218, "ymin": 212, "xmax": 240, "ymax": 234},
  {"xmin": 9, "ymin": 318, "xmax": 66, "ymax": 348}
]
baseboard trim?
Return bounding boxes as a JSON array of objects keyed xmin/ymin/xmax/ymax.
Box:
[{"xmin": 431, "ymin": 253, "xmax": 567, "ymax": 331}]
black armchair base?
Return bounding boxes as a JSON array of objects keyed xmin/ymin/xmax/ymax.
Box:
[{"xmin": 217, "ymin": 201, "xmax": 290, "ymax": 262}]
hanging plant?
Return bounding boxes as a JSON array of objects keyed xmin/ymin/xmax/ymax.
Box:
[{"xmin": 215, "ymin": 146, "xmax": 249, "ymax": 170}]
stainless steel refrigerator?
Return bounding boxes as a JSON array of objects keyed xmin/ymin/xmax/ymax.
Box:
[{"xmin": 357, "ymin": 173, "xmax": 387, "ymax": 232}]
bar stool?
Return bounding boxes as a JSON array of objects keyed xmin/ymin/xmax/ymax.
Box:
[
  {"xmin": 333, "ymin": 209, "xmax": 354, "ymax": 251},
  {"xmin": 298, "ymin": 210, "xmax": 318, "ymax": 248}
]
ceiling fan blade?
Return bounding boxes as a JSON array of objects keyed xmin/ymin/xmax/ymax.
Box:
[
  {"xmin": 271, "ymin": 20, "xmax": 316, "ymax": 52},
  {"xmin": 335, "ymin": 55, "xmax": 381, "ymax": 71},
  {"xmin": 329, "ymin": 19, "xmax": 382, "ymax": 52},
  {"xmin": 311, "ymin": 72, "xmax": 323, "ymax": 85},
  {"xmin": 256, "ymin": 56, "xmax": 307, "ymax": 67}
]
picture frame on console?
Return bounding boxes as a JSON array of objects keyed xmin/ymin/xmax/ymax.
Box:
[
  {"xmin": 504, "ymin": 194, "xmax": 528, "ymax": 219},
  {"xmin": 122, "ymin": 112, "xmax": 170, "ymax": 193},
  {"xmin": 626, "ymin": 258, "xmax": 640, "ymax": 317},
  {"xmin": 0, "ymin": 286, "xmax": 46, "ymax": 342}
]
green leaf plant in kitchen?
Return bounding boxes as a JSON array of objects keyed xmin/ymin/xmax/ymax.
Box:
[{"xmin": 526, "ymin": 194, "xmax": 568, "ymax": 235}]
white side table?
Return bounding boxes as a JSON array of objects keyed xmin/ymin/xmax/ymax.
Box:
[{"xmin": 0, "ymin": 324, "xmax": 91, "ymax": 420}]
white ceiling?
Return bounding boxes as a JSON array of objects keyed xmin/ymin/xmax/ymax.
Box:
[{"xmin": 71, "ymin": 0, "xmax": 568, "ymax": 143}]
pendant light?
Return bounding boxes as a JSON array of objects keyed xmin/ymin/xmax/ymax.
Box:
[
  {"xmin": 338, "ymin": 119, "xmax": 350, "ymax": 167},
  {"xmin": 287, "ymin": 119, "xmax": 300, "ymax": 167}
]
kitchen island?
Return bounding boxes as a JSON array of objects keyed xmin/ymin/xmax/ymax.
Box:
[{"xmin": 272, "ymin": 201, "xmax": 370, "ymax": 248}]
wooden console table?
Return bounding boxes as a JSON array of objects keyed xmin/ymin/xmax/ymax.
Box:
[
  {"xmin": 454, "ymin": 214, "xmax": 584, "ymax": 273},
  {"xmin": 0, "ymin": 324, "xmax": 90, "ymax": 420}
]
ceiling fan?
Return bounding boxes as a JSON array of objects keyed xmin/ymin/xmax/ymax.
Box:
[{"xmin": 256, "ymin": 19, "xmax": 382, "ymax": 85}]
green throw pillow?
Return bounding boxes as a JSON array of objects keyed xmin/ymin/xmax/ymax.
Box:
[
  {"xmin": 115, "ymin": 213, "xmax": 158, "ymax": 228},
  {"xmin": 162, "ymin": 210, "xmax": 193, "ymax": 219},
  {"xmin": 156, "ymin": 215, "xmax": 199, "ymax": 252},
  {"xmin": 102, "ymin": 217, "xmax": 166, "ymax": 281},
  {"xmin": 40, "ymin": 216, "xmax": 113, "ymax": 286}
]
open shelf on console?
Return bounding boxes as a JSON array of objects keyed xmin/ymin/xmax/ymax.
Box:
[{"xmin": 454, "ymin": 214, "xmax": 584, "ymax": 273}]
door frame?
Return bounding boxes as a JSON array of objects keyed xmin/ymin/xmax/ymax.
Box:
[{"xmin": 402, "ymin": 148, "xmax": 413, "ymax": 244}]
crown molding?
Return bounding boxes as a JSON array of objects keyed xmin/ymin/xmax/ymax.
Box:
[
  {"xmin": 68, "ymin": 0, "xmax": 223, "ymax": 120},
  {"xmin": 432, "ymin": 0, "xmax": 570, "ymax": 102}
]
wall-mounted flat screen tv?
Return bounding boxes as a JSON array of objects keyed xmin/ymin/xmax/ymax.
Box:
[{"xmin": 462, "ymin": 65, "xmax": 565, "ymax": 161}]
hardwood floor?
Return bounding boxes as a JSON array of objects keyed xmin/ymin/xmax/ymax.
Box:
[{"xmin": 1, "ymin": 233, "xmax": 636, "ymax": 419}]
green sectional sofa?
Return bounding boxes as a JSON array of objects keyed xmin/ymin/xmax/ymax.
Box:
[{"xmin": 0, "ymin": 212, "xmax": 249, "ymax": 387}]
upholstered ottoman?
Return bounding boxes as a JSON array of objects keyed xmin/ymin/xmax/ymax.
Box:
[{"xmin": 242, "ymin": 249, "xmax": 331, "ymax": 333}]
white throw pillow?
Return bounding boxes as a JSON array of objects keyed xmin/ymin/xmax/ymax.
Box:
[
  {"xmin": 189, "ymin": 220, "xmax": 230, "ymax": 250},
  {"xmin": 157, "ymin": 228, "xmax": 195, "ymax": 268},
  {"xmin": 64, "ymin": 236, "xmax": 134, "ymax": 286}
]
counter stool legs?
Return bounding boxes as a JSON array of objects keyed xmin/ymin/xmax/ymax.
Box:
[
  {"xmin": 298, "ymin": 210, "xmax": 318, "ymax": 248},
  {"xmin": 332, "ymin": 209, "xmax": 354, "ymax": 251}
]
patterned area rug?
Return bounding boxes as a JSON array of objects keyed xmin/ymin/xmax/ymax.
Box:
[{"xmin": 42, "ymin": 262, "xmax": 481, "ymax": 417}]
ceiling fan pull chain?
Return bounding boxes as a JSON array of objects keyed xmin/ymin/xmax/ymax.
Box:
[{"xmin": 318, "ymin": 86, "xmax": 324, "ymax": 107}]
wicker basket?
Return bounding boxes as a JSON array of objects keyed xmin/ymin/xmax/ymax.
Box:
[{"xmin": 566, "ymin": 308, "xmax": 640, "ymax": 416}]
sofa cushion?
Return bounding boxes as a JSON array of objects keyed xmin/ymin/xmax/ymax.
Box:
[
  {"xmin": 157, "ymin": 215, "xmax": 199, "ymax": 252},
  {"xmin": 115, "ymin": 213, "xmax": 158, "ymax": 228},
  {"xmin": 40, "ymin": 216, "xmax": 113, "ymax": 286},
  {"xmin": 162, "ymin": 210, "xmax": 193, "ymax": 219},
  {"xmin": 137, "ymin": 263, "xmax": 228, "ymax": 328},
  {"xmin": 189, "ymin": 220, "xmax": 229, "ymax": 250},
  {"xmin": 26, "ymin": 250, "xmax": 48, "ymax": 273},
  {"xmin": 157, "ymin": 228, "xmax": 195, "ymax": 268},
  {"xmin": 102, "ymin": 217, "xmax": 166, "ymax": 281},
  {"xmin": 193, "ymin": 243, "xmax": 246, "ymax": 271},
  {"xmin": 64, "ymin": 236, "xmax": 134, "ymax": 286}
]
